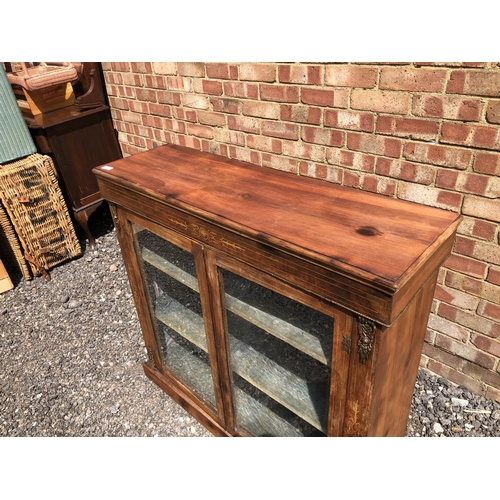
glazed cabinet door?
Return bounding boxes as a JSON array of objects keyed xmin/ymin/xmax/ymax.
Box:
[
  {"xmin": 209, "ymin": 252, "xmax": 351, "ymax": 437},
  {"xmin": 133, "ymin": 224, "xmax": 218, "ymax": 403},
  {"xmin": 114, "ymin": 209, "xmax": 226, "ymax": 427}
]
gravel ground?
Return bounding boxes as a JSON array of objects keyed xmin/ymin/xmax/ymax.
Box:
[{"xmin": 1, "ymin": 203, "xmax": 499, "ymax": 437}]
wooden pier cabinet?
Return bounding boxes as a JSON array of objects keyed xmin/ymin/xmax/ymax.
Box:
[{"xmin": 94, "ymin": 144, "xmax": 461, "ymax": 437}]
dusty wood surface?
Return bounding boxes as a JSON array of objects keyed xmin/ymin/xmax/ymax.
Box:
[
  {"xmin": 98, "ymin": 175, "xmax": 456, "ymax": 325},
  {"xmin": 95, "ymin": 144, "xmax": 461, "ymax": 291}
]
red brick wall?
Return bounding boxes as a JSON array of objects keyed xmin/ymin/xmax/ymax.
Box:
[{"xmin": 101, "ymin": 62, "xmax": 500, "ymax": 402}]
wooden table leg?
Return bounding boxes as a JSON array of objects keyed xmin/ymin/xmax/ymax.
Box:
[{"xmin": 74, "ymin": 201, "xmax": 102, "ymax": 251}]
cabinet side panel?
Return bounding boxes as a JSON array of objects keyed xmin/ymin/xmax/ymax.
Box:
[
  {"xmin": 47, "ymin": 110, "xmax": 121, "ymax": 208},
  {"xmin": 367, "ymin": 270, "xmax": 439, "ymax": 436}
]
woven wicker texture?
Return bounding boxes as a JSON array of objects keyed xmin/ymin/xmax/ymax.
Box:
[
  {"xmin": 0, "ymin": 154, "xmax": 81, "ymax": 277},
  {"xmin": 0, "ymin": 201, "xmax": 32, "ymax": 280}
]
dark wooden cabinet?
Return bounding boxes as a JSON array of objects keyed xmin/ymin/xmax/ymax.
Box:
[
  {"xmin": 25, "ymin": 105, "xmax": 122, "ymax": 249},
  {"xmin": 94, "ymin": 144, "xmax": 461, "ymax": 436}
]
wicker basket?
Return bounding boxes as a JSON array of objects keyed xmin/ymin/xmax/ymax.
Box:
[
  {"xmin": 0, "ymin": 201, "xmax": 31, "ymax": 279},
  {"xmin": 0, "ymin": 154, "xmax": 82, "ymax": 279}
]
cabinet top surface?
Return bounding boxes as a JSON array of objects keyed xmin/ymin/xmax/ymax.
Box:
[{"xmin": 94, "ymin": 145, "xmax": 461, "ymax": 290}]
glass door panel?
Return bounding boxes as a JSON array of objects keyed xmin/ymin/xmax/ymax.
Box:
[
  {"xmin": 220, "ymin": 268, "xmax": 334, "ymax": 437},
  {"xmin": 134, "ymin": 224, "xmax": 216, "ymax": 408}
]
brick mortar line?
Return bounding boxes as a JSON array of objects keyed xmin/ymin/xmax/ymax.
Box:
[
  {"xmin": 112, "ymin": 93, "xmax": 500, "ymax": 164},
  {"xmin": 427, "ymin": 326, "xmax": 497, "ymax": 361},
  {"xmin": 112, "ymin": 77, "xmax": 498, "ymax": 124}
]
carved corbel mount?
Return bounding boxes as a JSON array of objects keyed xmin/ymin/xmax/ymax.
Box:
[
  {"xmin": 357, "ymin": 316, "xmax": 377, "ymax": 364},
  {"xmin": 342, "ymin": 336, "xmax": 352, "ymax": 354}
]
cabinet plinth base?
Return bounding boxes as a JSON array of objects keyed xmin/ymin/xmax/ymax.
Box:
[{"xmin": 143, "ymin": 363, "xmax": 232, "ymax": 437}]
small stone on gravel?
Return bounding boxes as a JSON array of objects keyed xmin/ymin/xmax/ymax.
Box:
[
  {"xmin": 451, "ymin": 397, "xmax": 469, "ymax": 407},
  {"xmin": 433, "ymin": 422, "xmax": 444, "ymax": 434}
]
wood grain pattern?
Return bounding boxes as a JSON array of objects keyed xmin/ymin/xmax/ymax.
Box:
[
  {"xmin": 342, "ymin": 317, "xmax": 381, "ymax": 436},
  {"xmin": 327, "ymin": 310, "xmax": 353, "ymax": 436},
  {"xmin": 94, "ymin": 144, "xmax": 461, "ymax": 291},
  {"xmin": 110, "ymin": 205, "xmax": 163, "ymax": 370}
]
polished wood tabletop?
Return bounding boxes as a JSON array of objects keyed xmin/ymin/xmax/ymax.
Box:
[{"xmin": 94, "ymin": 144, "xmax": 461, "ymax": 291}]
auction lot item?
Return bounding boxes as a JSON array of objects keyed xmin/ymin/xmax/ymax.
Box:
[
  {"xmin": 94, "ymin": 144, "xmax": 461, "ymax": 437},
  {"xmin": 0, "ymin": 154, "xmax": 81, "ymax": 279}
]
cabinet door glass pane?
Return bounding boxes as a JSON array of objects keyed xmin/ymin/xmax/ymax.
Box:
[
  {"xmin": 134, "ymin": 225, "xmax": 216, "ymax": 407},
  {"xmin": 220, "ymin": 268, "xmax": 334, "ymax": 437}
]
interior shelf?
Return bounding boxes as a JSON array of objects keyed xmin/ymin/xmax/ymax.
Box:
[
  {"xmin": 165, "ymin": 333, "xmax": 303, "ymax": 436},
  {"xmin": 154, "ymin": 293, "xmax": 327, "ymax": 433},
  {"xmin": 142, "ymin": 246, "xmax": 329, "ymax": 365},
  {"xmin": 164, "ymin": 333, "xmax": 215, "ymax": 405}
]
